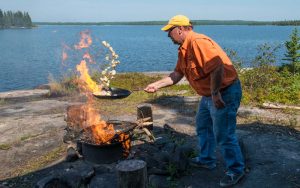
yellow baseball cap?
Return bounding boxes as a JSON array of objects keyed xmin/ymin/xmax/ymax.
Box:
[{"xmin": 161, "ymin": 15, "xmax": 191, "ymax": 31}]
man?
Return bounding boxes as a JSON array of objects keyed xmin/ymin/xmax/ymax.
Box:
[{"xmin": 144, "ymin": 15, "xmax": 245, "ymax": 187}]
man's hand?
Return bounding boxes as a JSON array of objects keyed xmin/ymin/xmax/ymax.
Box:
[
  {"xmin": 212, "ymin": 92, "xmax": 225, "ymax": 108},
  {"xmin": 144, "ymin": 84, "xmax": 158, "ymax": 93},
  {"xmin": 144, "ymin": 71, "xmax": 183, "ymax": 93}
]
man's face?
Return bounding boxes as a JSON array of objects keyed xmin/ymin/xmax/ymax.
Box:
[{"xmin": 168, "ymin": 27, "xmax": 181, "ymax": 45}]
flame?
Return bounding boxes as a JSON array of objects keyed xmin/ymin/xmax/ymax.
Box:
[
  {"xmin": 82, "ymin": 102, "xmax": 115, "ymax": 144},
  {"xmin": 83, "ymin": 52, "xmax": 94, "ymax": 63},
  {"xmin": 64, "ymin": 31, "xmax": 130, "ymax": 156},
  {"xmin": 75, "ymin": 31, "xmax": 100, "ymax": 93},
  {"xmin": 62, "ymin": 50, "xmax": 68, "ymax": 61},
  {"xmin": 74, "ymin": 30, "xmax": 92, "ymax": 50},
  {"xmin": 90, "ymin": 123, "xmax": 115, "ymax": 144},
  {"xmin": 62, "ymin": 43, "xmax": 71, "ymax": 65},
  {"xmin": 119, "ymin": 133, "xmax": 131, "ymax": 157},
  {"xmin": 76, "ymin": 60, "xmax": 101, "ymax": 93}
]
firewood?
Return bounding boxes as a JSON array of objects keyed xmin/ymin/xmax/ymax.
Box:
[
  {"xmin": 137, "ymin": 104, "xmax": 153, "ymax": 130},
  {"xmin": 142, "ymin": 128, "xmax": 156, "ymax": 141},
  {"xmin": 136, "ymin": 117, "xmax": 152, "ymax": 123},
  {"xmin": 262, "ymin": 102, "xmax": 300, "ymax": 110},
  {"xmin": 136, "ymin": 122, "xmax": 154, "ymax": 129}
]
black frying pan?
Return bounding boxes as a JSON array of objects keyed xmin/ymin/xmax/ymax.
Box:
[{"xmin": 93, "ymin": 87, "xmax": 131, "ymax": 99}]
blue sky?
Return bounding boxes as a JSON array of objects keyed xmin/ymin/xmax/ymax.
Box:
[{"xmin": 0, "ymin": 0, "xmax": 299, "ymax": 22}]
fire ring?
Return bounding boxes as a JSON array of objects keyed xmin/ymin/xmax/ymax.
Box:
[{"xmin": 78, "ymin": 120, "xmax": 137, "ymax": 164}]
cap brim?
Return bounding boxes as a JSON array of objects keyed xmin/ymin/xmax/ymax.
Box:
[{"xmin": 161, "ymin": 24, "xmax": 173, "ymax": 31}]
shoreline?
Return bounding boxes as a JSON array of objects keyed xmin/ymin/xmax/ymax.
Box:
[{"xmin": 0, "ymin": 71, "xmax": 189, "ymax": 96}]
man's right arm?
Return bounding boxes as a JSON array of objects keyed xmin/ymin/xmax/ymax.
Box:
[{"xmin": 144, "ymin": 71, "xmax": 183, "ymax": 93}]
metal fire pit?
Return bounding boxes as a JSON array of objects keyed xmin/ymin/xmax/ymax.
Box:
[
  {"xmin": 79, "ymin": 120, "xmax": 137, "ymax": 164},
  {"xmin": 80, "ymin": 140, "xmax": 124, "ymax": 164}
]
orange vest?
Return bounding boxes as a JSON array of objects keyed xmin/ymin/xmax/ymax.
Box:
[{"xmin": 175, "ymin": 31, "xmax": 238, "ymax": 96}]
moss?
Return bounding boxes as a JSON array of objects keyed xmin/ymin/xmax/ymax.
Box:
[
  {"xmin": 10, "ymin": 144, "xmax": 66, "ymax": 177},
  {"xmin": 0, "ymin": 143, "xmax": 11, "ymax": 150},
  {"xmin": 20, "ymin": 134, "xmax": 41, "ymax": 141},
  {"xmin": 0, "ymin": 98, "xmax": 6, "ymax": 106}
]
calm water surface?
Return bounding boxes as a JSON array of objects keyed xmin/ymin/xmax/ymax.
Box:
[{"xmin": 0, "ymin": 25, "xmax": 299, "ymax": 92}]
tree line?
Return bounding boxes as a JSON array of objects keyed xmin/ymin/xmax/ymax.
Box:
[
  {"xmin": 35, "ymin": 20, "xmax": 300, "ymax": 26},
  {"xmin": 272, "ymin": 20, "xmax": 300, "ymax": 26},
  {"xmin": 0, "ymin": 9, "xmax": 33, "ymax": 28}
]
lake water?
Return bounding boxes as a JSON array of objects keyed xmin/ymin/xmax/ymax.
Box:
[{"xmin": 0, "ymin": 25, "xmax": 299, "ymax": 92}]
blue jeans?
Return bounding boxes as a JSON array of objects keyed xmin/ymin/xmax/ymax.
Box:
[{"xmin": 195, "ymin": 79, "xmax": 244, "ymax": 174}]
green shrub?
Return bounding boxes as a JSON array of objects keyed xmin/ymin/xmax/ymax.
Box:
[{"xmin": 226, "ymin": 43, "xmax": 300, "ymax": 106}]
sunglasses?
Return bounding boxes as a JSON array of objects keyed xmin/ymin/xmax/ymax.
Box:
[{"xmin": 168, "ymin": 27, "xmax": 177, "ymax": 33}]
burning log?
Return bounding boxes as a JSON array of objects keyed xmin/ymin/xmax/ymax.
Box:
[
  {"xmin": 81, "ymin": 122, "xmax": 116, "ymax": 145},
  {"xmin": 63, "ymin": 105, "xmax": 85, "ymax": 144},
  {"xmin": 116, "ymin": 159, "xmax": 148, "ymax": 188},
  {"xmin": 78, "ymin": 120, "xmax": 136, "ymax": 164}
]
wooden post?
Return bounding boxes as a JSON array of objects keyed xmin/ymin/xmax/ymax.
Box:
[
  {"xmin": 116, "ymin": 159, "xmax": 148, "ymax": 188},
  {"xmin": 137, "ymin": 103, "xmax": 153, "ymax": 130}
]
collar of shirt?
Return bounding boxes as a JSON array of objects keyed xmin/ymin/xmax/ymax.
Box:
[{"xmin": 178, "ymin": 31, "xmax": 194, "ymax": 51}]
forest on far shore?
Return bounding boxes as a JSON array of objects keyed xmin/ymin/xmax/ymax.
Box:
[
  {"xmin": 34, "ymin": 20, "xmax": 300, "ymax": 26},
  {"xmin": 1, "ymin": 9, "xmax": 299, "ymax": 27},
  {"xmin": 0, "ymin": 9, "xmax": 33, "ymax": 28}
]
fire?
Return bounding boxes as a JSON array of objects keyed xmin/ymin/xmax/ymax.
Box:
[
  {"xmin": 74, "ymin": 30, "xmax": 92, "ymax": 50},
  {"xmin": 89, "ymin": 123, "xmax": 115, "ymax": 144},
  {"xmin": 62, "ymin": 50, "xmax": 68, "ymax": 62},
  {"xmin": 119, "ymin": 133, "xmax": 131, "ymax": 157},
  {"xmin": 76, "ymin": 60, "xmax": 101, "ymax": 93},
  {"xmin": 73, "ymin": 31, "xmax": 113, "ymax": 145},
  {"xmin": 62, "ymin": 43, "xmax": 71, "ymax": 65},
  {"xmin": 65, "ymin": 30, "xmax": 130, "ymax": 154},
  {"xmin": 81, "ymin": 99, "xmax": 115, "ymax": 144},
  {"xmin": 83, "ymin": 52, "xmax": 94, "ymax": 63}
]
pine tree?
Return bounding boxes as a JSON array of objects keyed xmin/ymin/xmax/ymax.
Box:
[
  {"xmin": 3, "ymin": 12, "xmax": 10, "ymax": 27},
  {"xmin": 24, "ymin": 12, "xmax": 32, "ymax": 27},
  {"xmin": 7, "ymin": 11, "xmax": 14, "ymax": 27},
  {"xmin": 14, "ymin": 11, "xmax": 22, "ymax": 27},
  {"xmin": 0, "ymin": 9, "xmax": 3, "ymax": 28},
  {"xmin": 283, "ymin": 28, "xmax": 300, "ymax": 75}
]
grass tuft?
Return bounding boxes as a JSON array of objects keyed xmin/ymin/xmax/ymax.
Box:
[{"xmin": 48, "ymin": 73, "xmax": 79, "ymax": 97}]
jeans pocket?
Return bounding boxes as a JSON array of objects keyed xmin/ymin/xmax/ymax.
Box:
[{"xmin": 222, "ymin": 91, "xmax": 241, "ymax": 110}]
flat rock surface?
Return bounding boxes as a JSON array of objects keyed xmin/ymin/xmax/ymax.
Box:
[
  {"xmin": 0, "ymin": 89, "xmax": 49, "ymax": 99},
  {"xmin": 0, "ymin": 99, "xmax": 72, "ymax": 179},
  {"xmin": 0, "ymin": 89, "xmax": 299, "ymax": 188}
]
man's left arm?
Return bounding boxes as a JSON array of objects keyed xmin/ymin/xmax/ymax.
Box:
[{"xmin": 210, "ymin": 63, "xmax": 225, "ymax": 108}]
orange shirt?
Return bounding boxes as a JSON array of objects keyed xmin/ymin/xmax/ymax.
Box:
[{"xmin": 175, "ymin": 31, "xmax": 238, "ymax": 96}]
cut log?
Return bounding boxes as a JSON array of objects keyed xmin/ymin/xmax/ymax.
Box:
[
  {"xmin": 142, "ymin": 128, "xmax": 156, "ymax": 142},
  {"xmin": 262, "ymin": 102, "xmax": 300, "ymax": 110},
  {"xmin": 137, "ymin": 104, "xmax": 153, "ymax": 130},
  {"xmin": 116, "ymin": 159, "xmax": 148, "ymax": 188}
]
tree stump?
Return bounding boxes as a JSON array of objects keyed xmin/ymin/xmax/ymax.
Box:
[
  {"xmin": 137, "ymin": 103, "xmax": 153, "ymax": 130},
  {"xmin": 116, "ymin": 159, "xmax": 148, "ymax": 188}
]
